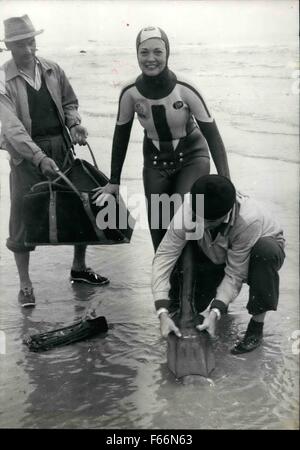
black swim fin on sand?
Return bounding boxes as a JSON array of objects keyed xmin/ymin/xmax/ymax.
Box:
[
  {"xmin": 167, "ymin": 243, "xmax": 215, "ymax": 378},
  {"xmin": 23, "ymin": 315, "xmax": 108, "ymax": 352}
]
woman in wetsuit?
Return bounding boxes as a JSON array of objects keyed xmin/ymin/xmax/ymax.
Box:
[{"xmin": 94, "ymin": 26, "xmax": 230, "ymax": 251}]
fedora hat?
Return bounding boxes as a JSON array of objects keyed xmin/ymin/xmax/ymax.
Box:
[{"xmin": 1, "ymin": 15, "xmax": 43, "ymax": 43}]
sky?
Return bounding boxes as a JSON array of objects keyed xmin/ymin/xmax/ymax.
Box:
[{"xmin": 0, "ymin": 0, "xmax": 298, "ymax": 49}]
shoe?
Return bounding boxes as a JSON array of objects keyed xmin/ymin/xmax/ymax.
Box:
[
  {"xmin": 18, "ymin": 287, "xmax": 36, "ymax": 308},
  {"xmin": 70, "ymin": 267, "xmax": 110, "ymax": 286},
  {"xmin": 231, "ymin": 333, "xmax": 263, "ymax": 354}
]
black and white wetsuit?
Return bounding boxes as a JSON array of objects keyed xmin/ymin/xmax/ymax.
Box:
[{"xmin": 110, "ymin": 67, "xmax": 229, "ymax": 250}]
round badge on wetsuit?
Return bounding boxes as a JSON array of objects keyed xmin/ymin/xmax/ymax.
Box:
[
  {"xmin": 135, "ymin": 101, "xmax": 148, "ymax": 119},
  {"xmin": 173, "ymin": 101, "xmax": 184, "ymax": 110}
]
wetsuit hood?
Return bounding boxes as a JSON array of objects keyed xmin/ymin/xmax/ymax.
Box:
[
  {"xmin": 135, "ymin": 26, "xmax": 174, "ymax": 99},
  {"xmin": 135, "ymin": 67, "xmax": 177, "ymax": 100}
]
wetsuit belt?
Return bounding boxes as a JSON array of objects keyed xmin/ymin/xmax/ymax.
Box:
[{"xmin": 143, "ymin": 128, "xmax": 209, "ymax": 169}]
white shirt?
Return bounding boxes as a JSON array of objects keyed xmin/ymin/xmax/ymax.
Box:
[{"xmin": 18, "ymin": 59, "xmax": 42, "ymax": 91}]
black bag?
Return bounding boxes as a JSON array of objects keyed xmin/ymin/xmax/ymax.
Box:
[{"xmin": 23, "ymin": 144, "xmax": 135, "ymax": 246}]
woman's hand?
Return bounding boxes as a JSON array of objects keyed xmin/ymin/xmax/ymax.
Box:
[{"xmin": 92, "ymin": 183, "xmax": 120, "ymax": 206}]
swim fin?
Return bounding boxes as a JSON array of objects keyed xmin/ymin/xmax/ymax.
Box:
[
  {"xmin": 167, "ymin": 329, "xmax": 215, "ymax": 378},
  {"xmin": 167, "ymin": 242, "xmax": 215, "ymax": 378},
  {"xmin": 23, "ymin": 315, "xmax": 108, "ymax": 352}
]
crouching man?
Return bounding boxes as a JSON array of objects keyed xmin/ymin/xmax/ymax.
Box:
[{"xmin": 152, "ymin": 175, "xmax": 285, "ymax": 354}]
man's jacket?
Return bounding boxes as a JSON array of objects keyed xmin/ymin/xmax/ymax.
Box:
[{"xmin": 0, "ymin": 56, "xmax": 81, "ymax": 167}]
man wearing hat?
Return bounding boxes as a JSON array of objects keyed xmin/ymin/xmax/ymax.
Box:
[
  {"xmin": 152, "ymin": 175, "xmax": 285, "ymax": 354},
  {"xmin": 0, "ymin": 15, "xmax": 109, "ymax": 307}
]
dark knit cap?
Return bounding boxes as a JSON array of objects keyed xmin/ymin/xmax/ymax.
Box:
[
  {"xmin": 136, "ymin": 26, "xmax": 170, "ymax": 59},
  {"xmin": 190, "ymin": 175, "xmax": 236, "ymax": 220}
]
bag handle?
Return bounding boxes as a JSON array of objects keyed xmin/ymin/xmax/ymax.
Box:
[
  {"xmin": 29, "ymin": 172, "xmax": 83, "ymax": 199},
  {"xmin": 55, "ymin": 170, "xmax": 84, "ymax": 199},
  {"xmin": 30, "ymin": 181, "xmax": 72, "ymax": 192},
  {"xmin": 71, "ymin": 141, "xmax": 99, "ymax": 170},
  {"xmin": 31, "ymin": 142, "xmax": 100, "ymax": 197},
  {"xmin": 52, "ymin": 141, "xmax": 100, "ymax": 185},
  {"xmin": 86, "ymin": 142, "xmax": 99, "ymax": 170}
]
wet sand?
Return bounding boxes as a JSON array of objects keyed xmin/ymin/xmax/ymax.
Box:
[
  {"xmin": 0, "ymin": 0, "xmax": 299, "ymax": 430},
  {"xmin": 0, "ymin": 150, "xmax": 299, "ymax": 429}
]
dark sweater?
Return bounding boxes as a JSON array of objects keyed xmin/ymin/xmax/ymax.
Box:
[{"xmin": 26, "ymin": 76, "xmax": 62, "ymax": 138}]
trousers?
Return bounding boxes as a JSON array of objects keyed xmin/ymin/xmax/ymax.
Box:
[
  {"xmin": 6, "ymin": 134, "xmax": 72, "ymax": 253},
  {"xmin": 143, "ymin": 155, "xmax": 210, "ymax": 251},
  {"xmin": 169, "ymin": 236, "xmax": 285, "ymax": 316}
]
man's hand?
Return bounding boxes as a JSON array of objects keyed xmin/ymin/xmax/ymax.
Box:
[
  {"xmin": 92, "ymin": 183, "xmax": 120, "ymax": 205},
  {"xmin": 196, "ymin": 310, "xmax": 218, "ymax": 338},
  {"xmin": 39, "ymin": 157, "xmax": 60, "ymax": 178},
  {"xmin": 159, "ymin": 312, "xmax": 182, "ymax": 339},
  {"xmin": 70, "ymin": 124, "xmax": 88, "ymax": 146}
]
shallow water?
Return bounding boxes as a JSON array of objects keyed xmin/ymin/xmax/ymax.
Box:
[
  {"xmin": 0, "ymin": 0, "xmax": 299, "ymax": 430},
  {"xmin": 0, "ymin": 258, "xmax": 298, "ymax": 429}
]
